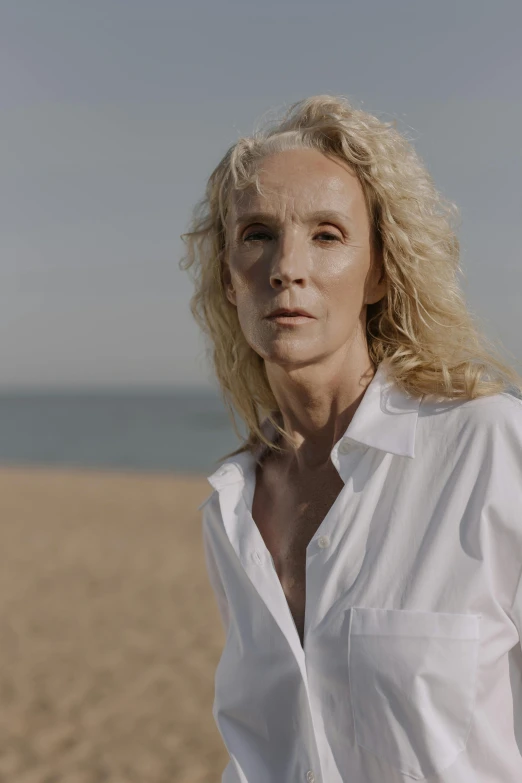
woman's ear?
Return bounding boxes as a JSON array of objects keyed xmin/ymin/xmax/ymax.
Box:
[
  {"xmin": 222, "ymin": 261, "xmax": 237, "ymax": 306},
  {"xmin": 365, "ymin": 246, "xmax": 387, "ymax": 305}
]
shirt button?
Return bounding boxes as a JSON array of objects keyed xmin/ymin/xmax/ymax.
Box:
[
  {"xmin": 317, "ymin": 535, "xmax": 330, "ymax": 549},
  {"xmin": 305, "ymin": 771, "xmax": 315, "ymax": 783},
  {"xmin": 338, "ymin": 439, "xmax": 351, "ymax": 454},
  {"xmin": 251, "ymin": 550, "xmax": 263, "ymax": 564}
]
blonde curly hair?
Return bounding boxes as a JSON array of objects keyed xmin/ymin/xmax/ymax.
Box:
[{"xmin": 179, "ymin": 94, "xmax": 522, "ymax": 461}]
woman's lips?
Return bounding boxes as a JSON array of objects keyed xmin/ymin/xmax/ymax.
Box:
[{"xmin": 266, "ymin": 314, "xmax": 315, "ymax": 325}]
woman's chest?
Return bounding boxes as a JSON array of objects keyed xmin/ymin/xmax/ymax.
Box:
[
  {"xmin": 251, "ymin": 462, "xmax": 345, "ymax": 640},
  {"xmin": 252, "ymin": 460, "xmax": 345, "ymax": 565}
]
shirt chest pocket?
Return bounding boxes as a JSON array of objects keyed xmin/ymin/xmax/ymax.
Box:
[{"xmin": 348, "ymin": 607, "xmax": 481, "ymax": 780}]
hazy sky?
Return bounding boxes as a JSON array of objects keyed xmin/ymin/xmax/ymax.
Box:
[{"xmin": 1, "ymin": 0, "xmax": 520, "ymax": 390}]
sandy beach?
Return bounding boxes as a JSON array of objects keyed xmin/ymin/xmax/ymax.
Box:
[{"xmin": 0, "ymin": 466, "xmax": 228, "ymax": 783}]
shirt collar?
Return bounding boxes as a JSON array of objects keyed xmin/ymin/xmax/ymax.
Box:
[{"xmin": 206, "ymin": 359, "xmax": 422, "ymax": 490}]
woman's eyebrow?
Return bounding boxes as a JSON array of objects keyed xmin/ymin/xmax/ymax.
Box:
[
  {"xmin": 234, "ymin": 212, "xmax": 274, "ymax": 228},
  {"xmin": 233, "ymin": 210, "xmax": 354, "ymax": 228}
]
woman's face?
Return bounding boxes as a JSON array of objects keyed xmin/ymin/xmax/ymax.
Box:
[{"xmin": 223, "ymin": 147, "xmax": 386, "ymax": 369}]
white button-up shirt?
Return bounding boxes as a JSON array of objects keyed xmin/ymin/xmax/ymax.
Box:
[{"xmin": 199, "ymin": 360, "xmax": 522, "ymax": 782}]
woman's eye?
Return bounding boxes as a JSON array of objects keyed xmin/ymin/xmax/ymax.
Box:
[
  {"xmin": 317, "ymin": 232, "xmax": 340, "ymax": 242},
  {"xmin": 243, "ymin": 231, "xmax": 340, "ymax": 243},
  {"xmin": 243, "ymin": 232, "xmax": 270, "ymax": 242}
]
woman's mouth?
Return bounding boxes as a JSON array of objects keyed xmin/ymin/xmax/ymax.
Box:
[{"xmin": 266, "ymin": 313, "xmax": 315, "ymax": 325}]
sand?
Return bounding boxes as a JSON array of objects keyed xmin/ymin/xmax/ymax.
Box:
[{"xmin": 0, "ymin": 466, "xmax": 229, "ymax": 783}]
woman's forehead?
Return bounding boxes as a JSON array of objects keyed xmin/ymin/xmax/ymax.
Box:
[
  {"xmin": 227, "ymin": 170, "xmax": 365, "ymax": 227},
  {"xmin": 231, "ymin": 149, "xmax": 359, "ymax": 204}
]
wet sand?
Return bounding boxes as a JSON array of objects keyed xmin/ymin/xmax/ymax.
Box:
[{"xmin": 0, "ymin": 466, "xmax": 228, "ymax": 783}]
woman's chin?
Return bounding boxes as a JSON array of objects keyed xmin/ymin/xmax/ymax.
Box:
[{"xmin": 258, "ymin": 345, "xmax": 319, "ymax": 368}]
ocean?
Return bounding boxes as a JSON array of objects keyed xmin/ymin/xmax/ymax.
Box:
[
  {"xmin": 0, "ymin": 389, "xmax": 244, "ymax": 476},
  {"xmin": 3, "ymin": 385, "xmax": 520, "ymax": 477}
]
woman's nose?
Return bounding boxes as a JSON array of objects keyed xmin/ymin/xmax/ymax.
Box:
[
  {"xmin": 269, "ymin": 232, "xmax": 308, "ymax": 288},
  {"xmin": 269, "ymin": 270, "xmax": 305, "ymax": 288}
]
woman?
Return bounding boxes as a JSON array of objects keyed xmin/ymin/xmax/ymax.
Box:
[{"xmin": 180, "ymin": 95, "xmax": 522, "ymax": 782}]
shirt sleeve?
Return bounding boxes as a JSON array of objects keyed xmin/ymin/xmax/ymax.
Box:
[
  {"xmin": 202, "ymin": 510, "xmax": 230, "ymax": 636},
  {"xmin": 510, "ymin": 562, "xmax": 522, "ymax": 647},
  {"xmin": 504, "ymin": 395, "xmax": 522, "ymax": 649}
]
